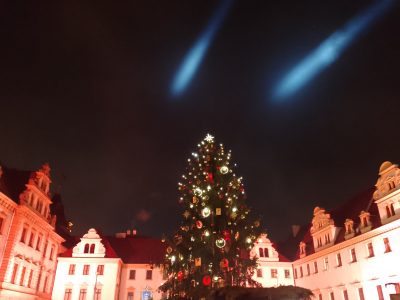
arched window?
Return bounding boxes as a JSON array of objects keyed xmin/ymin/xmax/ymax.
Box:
[
  {"xmin": 84, "ymin": 243, "xmax": 89, "ymax": 253},
  {"xmin": 258, "ymin": 248, "xmax": 264, "ymax": 257},
  {"xmin": 90, "ymin": 244, "xmax": 95, "ymax": 253},
  {"xmin": 264, "ymin": 248, "xmax": 269, "ymax": 257}
]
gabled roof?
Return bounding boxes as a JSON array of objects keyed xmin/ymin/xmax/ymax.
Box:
[
  {"xmin": 278, "ymin": 187, "xmax": 379, "ymax": 260},
  {"xmin": 107, "ymin": 236, "xmax": 166, "ymax": 264},
  {"xmin": 59, "ymin": 233, "xmax": 166, "ymax": 264}
]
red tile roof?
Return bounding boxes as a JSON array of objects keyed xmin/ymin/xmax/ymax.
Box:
[
  {"xmin": 59, "ymin": 234, "xmax": 166, "ymax": 264},
  {"xmin": 278, "ymin": 187, "xmax": 379, "ymax": 260}
]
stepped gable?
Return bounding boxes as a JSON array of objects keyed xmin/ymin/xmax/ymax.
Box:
[
  {"xmin": 60, "ymin": 229, "xmax": 119, "ymax": 258},
  {"xmin": 279, "ymin": 187, "xmax": 378, "ymax": 260},
  {"xmin": 0, "ymin": 165, "xmax": 31, "ymax": 202},
  {"xmin": 107, "ymin": 235, "xmax": 166, "ymax": 264}
]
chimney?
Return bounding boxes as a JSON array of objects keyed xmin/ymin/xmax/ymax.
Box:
[
  {"xmin": 292, "ymin": 225, "xmax": 301, "ymax": 237},
  {"xmin": 115, "ymin": 232, "xmax": 127, "ymax": 238}
]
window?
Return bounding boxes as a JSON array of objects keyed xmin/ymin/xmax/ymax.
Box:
[
  {"xmin": 343, "ymin": 290, "xmax": 349, "ymax": 300},
  {"xmin": 28, "ymin": 270, "xmax": 33, "ymax": 288},
  {"xmin": 358, "ymin": 288, "xmax": 365, "ymax": 300},
  {"xmin": 79, "ymin": 288, "xmax": 87, "ymax": 300},
  {"xmin": 299, "ymin": 266, "xmax": 303, "ymax": 277},
  {"xmin": 294, "ymin": 268, "xmax": 297, "ymax": 279},
  {"xmin": 377, "ymin": 285, "xmax": 384, "ymax": 300},
  {"xmin": 36, "ymin": 234, "xmax": 42, "ymax": 251},
  {"xmin": 318, "ymin": 294, "xmax": 322, "ymax": 300},
  {"xmin": 49, "ymin": 245, "xmax": 55, "ymax": 260},
  {"xmin": 384, "ymin": 237, "xmax": 391, "ymax": 253},
  {"xmin": 94, "ymin": 288, "xmax": 101, "ymax": 300},
  {"xmin": 256, "ymin": 269, "xmax": 263, "ymax": 278},
  {"xmin": 127, "ymin": 292, "xmax": 134, "ymax": 300},
  {"xmin": 64, "ymin": 288, "xmax": 72, "ymax": 300},
  {"xmin": 367, "ymin": 242, "xmax": 374, "ymax": 257},
  {"xmin": 323, "ymin": 257, "xmax": 328, "ymax": 270},
  {"xmin": 363, "ymin": 216, "xmax": 369, "ymax": 227},
  {"xmin": 11, "ymin": 263, "xmax": 18, "ymax": 284},
  {"xmin": 317, "ymin": 237, "xmax": 322, "ymax": 247},
  {"xmin": 20, "ymin": 227, "xmax": 27, "ymax": 243},
  {"xmin": 129, "ymin": 270, "xmax": 136, "ymax": 280},
  {"xmin": 146, "ymin": 270, "xmax": 152, "ymax": 280},
  {"xmin": 336, "ymin": 253, "xmax": 342, "ymax": 267},
  {"xmin": 28, "ymin": 232, "xmax": 35, "ymax": 247},
  {"xmin": 271, "ymin": 269, "xmax": 277, "ymax": 278},
  {"xmin": 284, "ymin": 269, "xmax": 290, "ymax": 278},
  {"xmin": 259, "ymin": 248, "xmax": 264, "ymax": 257},
  {"xmin": 42, "ymin": 275, "xmax": 48, "ymax": 292},
  {"xmin": 84, "ymin": 243, "xmax": 89, "ymax": 253},
  {"xmin": 83, "ymin": 264, "xmax": 90, "ymax": 275},
  {"xmin": 314, "ymin": 261, "xmax": 318, "ymax": 273},
  {"xmin": 97, "ymin": 265, "xmax": 104, "ymax": 275},
  {"xmin": 68, "ymin": 264, "xmax": 75, "ymax": 275},
  {"xmin": 90, "ymin": 244, "xmax": 95, "ymax": 253},
  {"xmin": 20, "ymin": 266, "xmax": 26, "ymax": 286},
  {"xmin": 264, "ymin": 248, "xmax": 269, "ymax": 257},
  {"xmin": 350, "ymin": 248, "xmax": 357, "ymax": 262},
  {"xmin": 330, "ymin": 291, "xmax": 334, "ymax": 300},
  {"xmin": 386, "ymin": 203, "xmax": 395, "ymax": 218},
  {"xmin": 325, "ymin": 234, "xmax": 331, "ymax": 244},
  {"xmin": 306, "ymin": 264, "xmax": 310, "ymax": 276},
  {"xmin": 0, "ymin": 216, "xmax": 4, "ymax": 234}
]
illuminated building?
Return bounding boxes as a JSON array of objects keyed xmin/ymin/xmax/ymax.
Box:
[
  {"xmin": 251, "ymin": 234, "xmax": 294, "ymax": 287},
  {"xmin": 52, "ymin": 229, "xmax": 166, "ymax": 300},
  {"xmin": 0, "ymin": 163, "xmax": 66, "ymax": 299},
  {"xmin": 48, "ymin": 160, "xmax": 399, "ymax": 299},
  {"xmin": 282, "ymin": 161, "xmax": 400, "ymax": 299}
]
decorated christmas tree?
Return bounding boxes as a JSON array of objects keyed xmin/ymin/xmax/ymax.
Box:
[{"xmin": 160, "ymin": 134, "xmax": 262, "ymax": 299}]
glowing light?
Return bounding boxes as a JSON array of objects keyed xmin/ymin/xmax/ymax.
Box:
[
  {"xmin": 273, "ymin": 0, "xmax": 393, "ymax": 100},
  {"xmin": 170, "ymin": 1, "xmax": 233, "ymax": 97}
]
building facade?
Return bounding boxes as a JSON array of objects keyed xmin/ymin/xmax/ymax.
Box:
[
  {"xmin": 289, "ymin": 161, "xmax": 400, "ymax": 300},
  {"xmin": 52, "ymin": 229, "xmax": 166, "ymax": 300},
  {"xmin": 251, "ymin": 234, "xmax": 294, "ymax": 288},
  {"xmin": 0, "ymin": 164, "xmax": 65, "ymax": 299}
]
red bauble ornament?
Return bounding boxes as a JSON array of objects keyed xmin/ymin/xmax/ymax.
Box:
[
  {"xmin": 220, "ymin": 258, "xmax": 229, "ymax": 269},
  {"xmin": 222, "ymin": 230, "xmax": 231, "ymax": 241},
  {"xmin": 207, "ymin": 172, "xmax": 214, "ymax": 183},
  {"xmin": 202, "ymin": 275, "xmax": 211, "ymax": 286},
  {"xmin": 196, "ymin": 220, "xmax": 203, "ymax": 229},
  {"xmin": 177, "ymin": 271, "xmax": 184, "ymax": 281}
]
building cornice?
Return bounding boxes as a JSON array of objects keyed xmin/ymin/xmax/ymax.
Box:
[
  {"xmin": 0, "ymin": 192, "xmax": 18, "ymax": 211},
  {"xmin": 293, "ymin": 218, "xmax": 400, "ymax": 265}
]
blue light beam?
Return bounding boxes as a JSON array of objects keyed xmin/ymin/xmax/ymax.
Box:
[
  {"xmin": 170, "ymin": 0, "xmax": 233, "ymax": 98},
  {"xmin": 273, "ymin": 0, "xmax": 393, "ymax": 101}
]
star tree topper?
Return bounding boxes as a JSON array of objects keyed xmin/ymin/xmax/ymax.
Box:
[{"xmin": 204, "ymin": 133, "xmax": 214, "ymax": 143}]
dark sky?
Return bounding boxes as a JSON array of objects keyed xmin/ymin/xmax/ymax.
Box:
[{"xmin": 0, "ymin": 1, "xmax": 399, "ymax": 241}]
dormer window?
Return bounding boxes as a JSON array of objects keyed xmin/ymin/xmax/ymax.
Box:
[
  {"xmin": 362, "ymin": 217, "xmax": 368, "ymax": 227},
  {"xmin": 90, "ymin": 244, "xmax": 95, "ymax": 253},
  {"xmin": 359, "ymin": 211, "xmax": 371, "ymax": 231},
  {"xmin": 299, "ymin": 242, "xmax": 306, "ymax": 257},
  {"xmin": 388, "ymin": 181, "xmax": 395, "ymax": 190},
  {"xmin": 344, "ymin": 219, "xmax": 354, "ymax": 234},
  {"xmin": 84, "ymin": 244, "xmax": 89, "ymax": 253}
]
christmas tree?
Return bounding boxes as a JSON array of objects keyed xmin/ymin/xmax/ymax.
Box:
[{"xmin": 160, "ymin": 134, "xmax": 262, "ymax": 299}]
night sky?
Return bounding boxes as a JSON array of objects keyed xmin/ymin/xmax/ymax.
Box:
[{"xmin": 1, "ymin": 1, "xmax": 399, "ymax": 241}]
